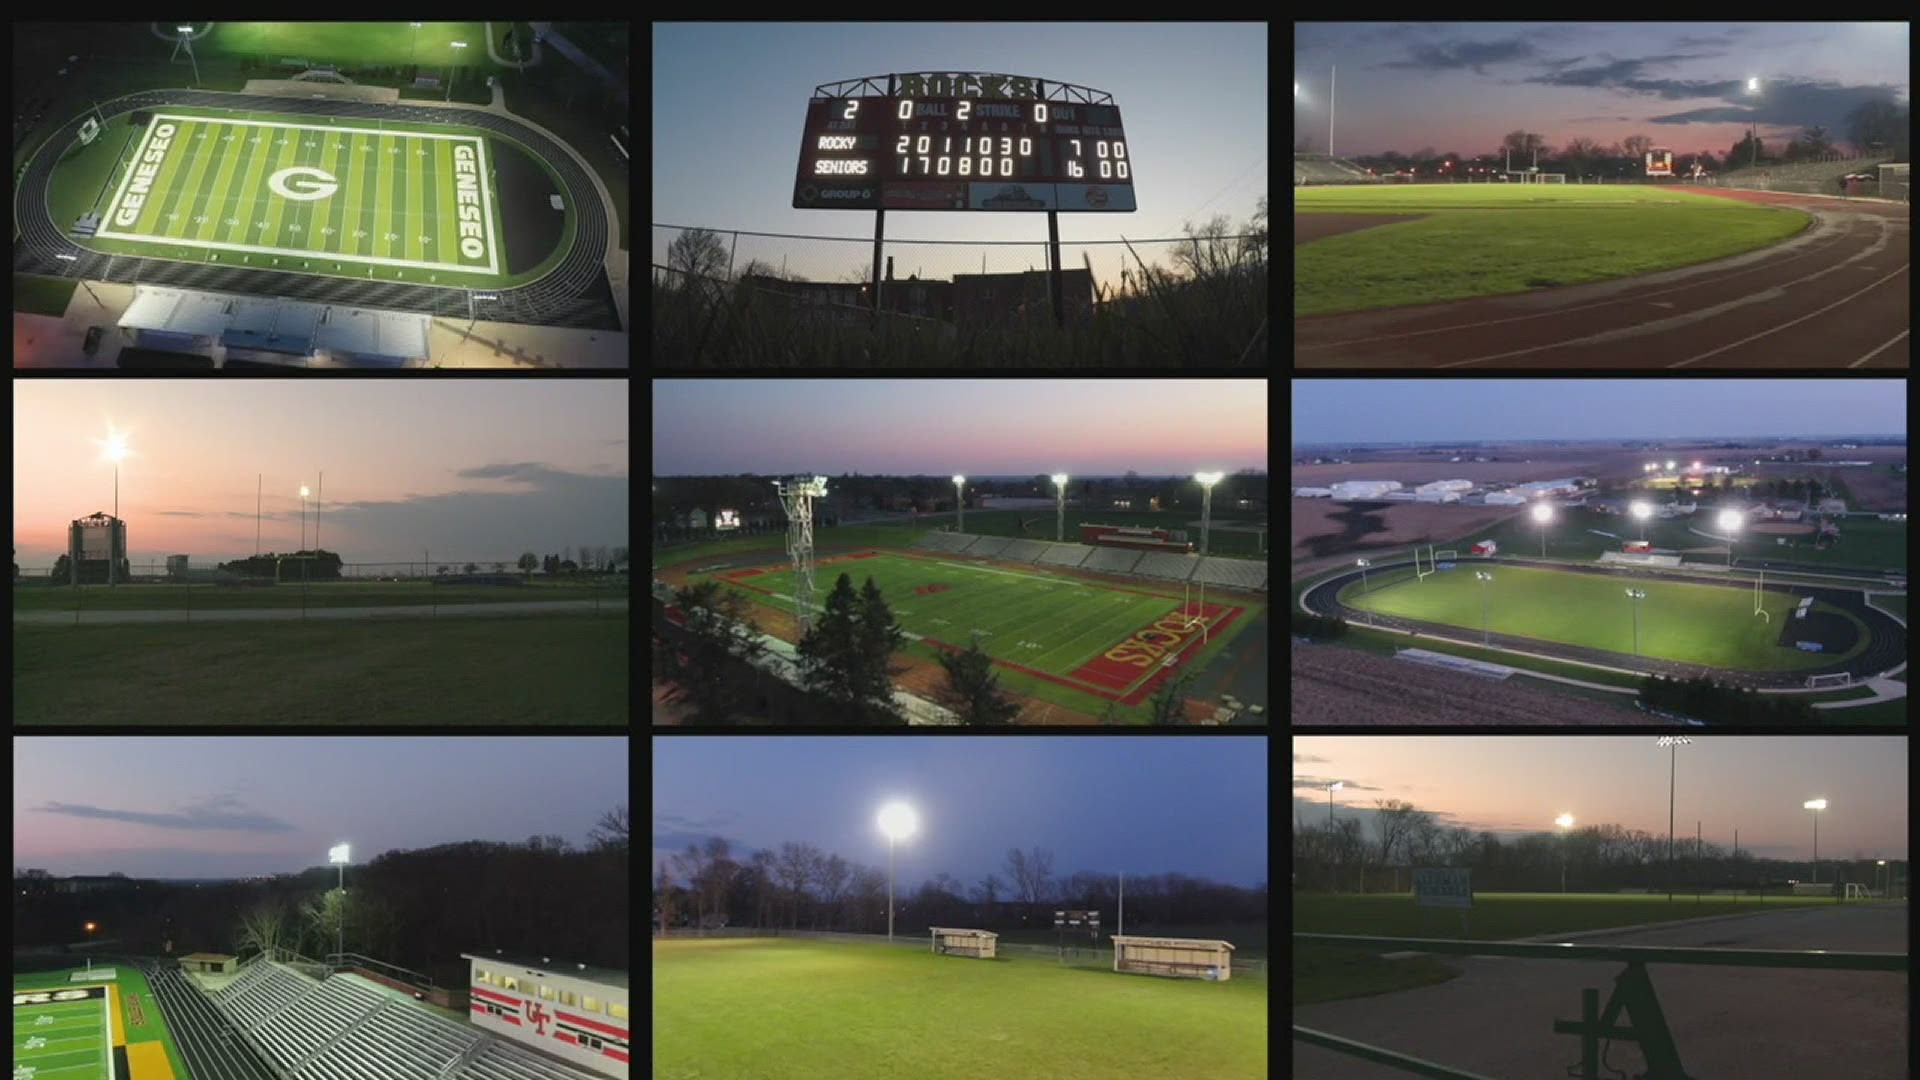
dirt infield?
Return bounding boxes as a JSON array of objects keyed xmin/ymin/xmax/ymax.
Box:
[
  {"xmin": 1293, "ymin": 212, "xmax": 1428, "ymax": 246},
  {"xmin": 1296, "ymin": 191, "xmax": 1909, "ymax": 367}
]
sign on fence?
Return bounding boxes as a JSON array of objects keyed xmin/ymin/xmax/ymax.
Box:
[{"xmin": 1413, "ymin": 868, "xmax": 1473, "ymax": 909}]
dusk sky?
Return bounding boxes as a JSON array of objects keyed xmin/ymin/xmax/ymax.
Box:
[
  {"xmin": 1294, "ymin": 736, "xmax": 1908, "ymax": 863},
  {"xmin": 654, "ymin": 737, "xmax": 1268, "ymax": 889},
  {"xmin": 653, "ymin": 22, "xmax": 1267, "ymax": 288},
  {"xmin": 653, "ymin": 380, "xmax": 1266, "ymax": 476},
  {"xmin": 12, "ymin": 737, "xmax": 629, "ymax": 879},
  {"xmin": 1292, "ymin": 380, "xmax": 1906, "ymax": 444},
  {"xmin": 12, "ymin": 381, "xmax": 628, "ymax": 569},
  {"xmin": 1294, "ymin": 22, "xmax": 1909, "ymax": 161}
]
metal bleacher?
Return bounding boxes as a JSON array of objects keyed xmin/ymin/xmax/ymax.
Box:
[
  {"xmin": 963, "ymin": 535, "xmax": 1013, "ymax": 557},
  {"xmin": 255, "ymin": 975, "xmax": 388, "ymax": 1070},
  {"xmin": 1037, "ymin": 542, "xmax": 1093, "ymax": 568},
  {"xmin": 1131, "ymin": 552, "xmax": 1201, "ymax": 581},
  {"xmin": 1191, "ymin": 556, "xmax": 1268, "ymax": 591},
  {"xmin": 1079, "ymin": 547, "xmax": 1144, "ymax": 574},
  {"xmin": 916, "ymin": 531, "xmax": 978, "ymax": 553},
  {"xmin": 996, "ymin": 538, "xmax": 1052, "ymax": 563}
]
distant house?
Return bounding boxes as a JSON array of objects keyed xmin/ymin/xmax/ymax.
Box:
[{"xmin": 1815, "ymin": 498, "xmax": 1848, "ymax": 514}]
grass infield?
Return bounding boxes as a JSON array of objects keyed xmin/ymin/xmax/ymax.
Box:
[
  {"xmin": 13, "ymin": 614, "xmax": 626, "ymax": 724},
  {"xmin": 1294, "ymin": 184, "xmax": 1810, "ymax": 316},
  {"xmin": 654, "ymin": 937, "xmax": 1267, "ymax": 1080},
  {"xmin": 1340, "ymin": 562, "xmax": 1867, "ymax": 672}
]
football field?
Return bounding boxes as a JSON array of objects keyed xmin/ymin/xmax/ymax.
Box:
[{"xmin": 95, "ymin": 113, "xmax": 501, "ymax": 277}]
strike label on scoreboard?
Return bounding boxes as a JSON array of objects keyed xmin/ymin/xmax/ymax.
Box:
[{"xmin": 794, "ymin": 84, "xmax": 1136, "ymax": 213}]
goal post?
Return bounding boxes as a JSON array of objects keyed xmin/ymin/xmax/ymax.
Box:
[
  {"xmin": 1805, "ymin": 672, "xmax": 1852, "ymax": 690},
  {"xmin": 1842, "ymin": 883, "xmax": 1869, "ymax": 901}
]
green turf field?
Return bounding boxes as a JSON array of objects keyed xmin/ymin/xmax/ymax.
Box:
[
  {"xmin": 1291, "ymin": 890, "xmax": 1861, "ymax": 1003},
  {"xmin": 13, "ymin": 576, "xmax": 626, "ymax": 612},
  {"xmin": 205, "ymin": 22, "xmax": 505, "ymax": 70},
  {"xmin": 1867, "ymin": 595, "xmax": 1906, "ymax": 620},
  {"xmin": 11, "ymin": 273, "xmax": 80, "ymax": 317},
  {"xmin": 1435, "ymin": 505, "xmax": 1907, "ymax": 573},
  {"xmin": 654, "ymin": 937, "xmax": 1267, "ymax": 1080},
  {"xmin": 1294, "ymin": 183, "xmax": 1810, "ymax": 316},
  {"xmin": 13, "ymin": 613, "xmax": 626, "ymax": 723},
  {"xmin": 13, "ymin": 963, "xmax": 187, "ymax": 1080},
  {"xmin": 702, "ymin": 549, "xmax": 1260, "ymax": 716},
  {"xmin": 1341, "ymin": 562, "xmax": 1866, "ymax": 671}
]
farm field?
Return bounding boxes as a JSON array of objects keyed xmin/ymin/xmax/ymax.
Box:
[
  {"xmin": 1339, "ymin": 562, "xmax": 1864, "ymax": 671},
  {"xmin": 12, "ymin": 576, "xmax": 627, "ymax": 612},
  {"xmin": 655, "ymin": 937, "xmax": 1267, "ymax": 1080},
  {"xmin": 701, "ymin": 549, "xmax": 1260, "ymax": 714},
  {"xmin": 1293, "ymin": 184, "xmax": 1809, "ymax": 316},
  {"xmin": 12, "ymin": 614, "xmax": 627, "ymax": 724}
]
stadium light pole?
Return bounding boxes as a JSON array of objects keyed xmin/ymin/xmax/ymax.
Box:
[
  {"xmin": 1555, "ymin": 813, "xmax": 1575, "ymax": 894},
  {"xmin": 1531, "ymin": 502, "xmax": 1553, "ymax": 559},
  {"xmin": 952, "ymin": 475, "xmax": 966, "ymax": 533},
  {"xmin": 1194, "ymin": 471, "xmax": 1223, "ymax": 555},
  {"xmin": 1354, "ymin": 558, "xmax": 1372, "ymax": 627},
  {"xmin": 1657, "ymin": 736, "xmax": 1692, "ymax": 901},
  {"xmin": 1474, "ymin": 570, "xmax": 1493, "ymax": 645},
  {"xmin": 329, "ymin": 844, "xmax": 349, "ymax": 963},
  {"xmin": 177, "ymin": 26, "xmax": 200, "ymax": 88},
  {"xmin": 1327, "ymin": 780, "xmax": 1342, "ymax": 830},
  {"xmin": 1631, "ymin": 500, "xmax": 1652, "ymax": 541},
  {"xmin": 1625, "ymin": 588, "xmax": 1646, "ymax": 659},
  {"xmin": 877, "ymin": 803, "xmax": 918, "ymax": 943},
  {"xmin": 1051, "ymin": 474, "xmax": 1068, "ymax": 543},
  {"xmin": 300, "ymin": 486, "xmax": 311, "ymax": 553},
  {"xmin": 447, "ymin": 41, "xmax": 468, "ymax": 102},
  {"xmin": 1718, "ymin": 509, "xmax": 1743, "ymax": 569},
  {"xmin": 1802, "ymin": 799, "xmax": 1826, "ymax": 886},
  {"xmin": 1746, "ymin": 77, "xmax": 1760, "ymax": 168},
  {"xmin": 410, "ymin": 22, "xmax": 422, "ymax": 68},
  {"xmin": 98, "ymin": 429, "xmax": 131, "ymax": 586},
  {"xmin": 1877, "ymin": 859, "xmax": 1886, "ymax": 898}
]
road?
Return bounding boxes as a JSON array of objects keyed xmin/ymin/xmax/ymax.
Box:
[
  {"xmin": 14, "ymin": 599, "xmax": 626, "ymax": 624},
  {"xmin": 1293, "ymin": 902, "xmax": 1908, "ymax": 1078}
]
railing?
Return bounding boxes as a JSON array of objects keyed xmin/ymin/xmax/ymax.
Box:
[{"xmin": 1293, "ymin": 933, "xmax": 1904, "ymax": 1080}]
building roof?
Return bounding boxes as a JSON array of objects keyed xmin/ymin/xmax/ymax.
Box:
[{"xmin": 461, "ymin": 951, "xmax": 628, "ymax": 991}]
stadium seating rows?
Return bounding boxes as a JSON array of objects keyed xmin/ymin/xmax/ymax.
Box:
[
  {"xmin": 909, "ymin": 531, "xmax": 1259, "ymax": 590},
  {"xmin": 1294, "ymin": 153, "xmax": 1379, "ymax": 185},
  {"xmin": 1037, "ymin": 542, "xmax": 1093, "ymax": 568},
  {"xmin": 1080, "ymin": 547, "xmax": 1145, "ymax": 574},
  {"xmin": 1132, "ymin": 551, "xmax": 1202, "ymax": 582},
  {"xmin": 1191, "ymin": 557, "xmax": 1269, "ymax": 591},
  {"xmin": 995, "ymin": 539, "xmax": 1054, "ymax": 563}
]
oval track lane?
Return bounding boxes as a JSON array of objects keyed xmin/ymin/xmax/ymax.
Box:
[{"xmin": 1295, "ymin": 191, "xmax": 1909, "ymax": 368}]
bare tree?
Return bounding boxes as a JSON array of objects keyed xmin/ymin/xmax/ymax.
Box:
[
  {"xmin": 1004, "ymin": 847, "xmax": 1055, "ymax": 906},
  {"xmin": 589, "ymin": 804, "xmax": 629, "ymax": 851},
  {"xmin": 670, "ymin": 843, "xmax": 712, "ymax": 932},
  {"xmin": 1372, "ymin": 800, "xmax": 1430, "ymax": 892},
  {"xmin": 816, "ymin": 854, "xmax": 851, "ymax": 930},
  {"xmin": 775, "ymin": 842, "xmax": 816, "ymax": 929},
  {"xmin": 697, "ymin": 837, "xmax": 737, "ymax": 929}
]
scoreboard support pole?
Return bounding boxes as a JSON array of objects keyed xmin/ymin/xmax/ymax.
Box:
[
  {"xmin": 1047, "ymin": 212, "xmax": 1064, "ymax": 328},
  {"xmin": 870, "ymin": 209, "xmax": 887, "ymax": 329}
]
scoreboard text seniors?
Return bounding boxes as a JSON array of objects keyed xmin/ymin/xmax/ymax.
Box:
[{"xmin": 794, "ymin": 95, "xmax": 1135, "ymax": 212}]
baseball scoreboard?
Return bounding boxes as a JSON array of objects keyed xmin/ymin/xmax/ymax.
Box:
[{"xmin": 794, "ymin": 76, "xmax": 1136, "ymax": 213}]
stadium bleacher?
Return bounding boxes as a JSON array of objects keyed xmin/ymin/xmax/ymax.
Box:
[
  {"xmin": 1191, "ymin": 556, "xmax": 1268, "ymax": 591},
  {"xmin": 962, "ymin": 536, "xmax": 1013, "ymax": 557},
  {"xmin": 1294, "ymin": 153, "xmax": 1381, "ymax": 186},
  {"xmin": 1080, "ymin": 547, "xmax": 1145, "ymax": 574},
  {"xmin": 1131, "ymin": 551, "xmax": 1201, "ymax": 581},
  {"xmin": 996, "ymin": 539, "xmax": 1053, "ymax": 563},
  {"xmin": 1037, "ymin": 542, "xmax": 1093, "ymax": 568}
]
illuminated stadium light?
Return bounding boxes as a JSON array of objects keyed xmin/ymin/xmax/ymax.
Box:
[
  {"xmin": 1474, "ymin": 570, "xmax": 1494, "ymax": 645},
  {"xmin": 1718, "ymin": 509, "xmax": 1743, "ymax": 567},
  {"xmin": 1555, "ymin": 814, "xmax": 1575, "ymax": 893},
  {"xmin": 1655, "ymin": 736, "xmax": 1691, "ymax": 901},
  {"xmin": 878, "ymin": 802, "xmax": 918, "ymax": 942},
  {"xmin": 1531, "ymin": 502, "xmax": 1553, "ymax": 558},
  {"xmin": 1630, "ymin": 500, "xmax": 1653, "ymax": 540},
  {"xmin": 952, "ymin": 475, "xmax": 966, "ymax": 533},
  {"xmin": 1803, "ymin": 799, "xmax": 1828, "ymax": 884}
]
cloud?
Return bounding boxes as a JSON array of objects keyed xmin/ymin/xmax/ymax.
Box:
[
  {"xmin": 1382, "ymin": 38, "xmax": 1538, "ymax": 75},
  {"xmin": 1293, "ymin": 753, "xmax": 1332, "ymax": 764},
  {"xmin": 33, "ymin": 794, "xmax": 296, "ymax": 833}
]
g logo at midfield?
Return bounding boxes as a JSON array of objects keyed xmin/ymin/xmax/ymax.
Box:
[{"xmin": 268, "ymin": 166, "xmax": 340, "ymax": 201}]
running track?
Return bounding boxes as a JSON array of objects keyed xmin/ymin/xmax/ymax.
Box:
[{"xmin": 1296, "ymin": 189, "xmax": 1909, "ymax": 367}]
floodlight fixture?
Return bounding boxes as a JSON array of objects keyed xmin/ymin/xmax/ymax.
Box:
[
  {"xmin": 1802, "ymin": 798, "xmax": 1826, "ymax": 810},
  {"xmin": 177, "ymin": 25, "xmax": 193, "ymax": 33},
  {"xmin": 1747, "ymin": 77, "xmax": 1759, "ymax": 92},
  {"xmin": 1555, "ymin": 813, "xmax": 1575, "ymax": 828},
  {"xmin": 1194, "ymin": 471, "xmax": 1225, "ymax": 486},
  {"xmin": 1665, "ymin": 461, "xmax": 1676, "ymax": 471},
  {"xmin": 1717, "ymin": 510, "xmax": 1743, "ymax": 532},
  {"xmin": 1655, "ymin": 736, "xmax": 1692, "ymax": 901},
  {"xmin": 1631, "ymin": 502, "xmax": 1653, "ymax": 518},
  {"xmin": 328, "ymin": 844, "xmax": 350, "ymax": 864},
  {"xmin": 1803, "ymin": 799, "xmax": 1827, "ymax": 885},
  {"xmin": 1474, "ymin": 571, "xmax": 1493, "ymax": 581},
  {"xmin": 952, "ymin": 475, "xmax": 965, "ymax": 486},
  {"xmin": 1531, "ymin": 503, "xmax": 1553, "ymax": 522},
  {"xmin": 1555, "ymin": 813, "xmax": 1576, "ymax": 891},
  {"xmin": 1051, "ymin": 474, "xmax": 1068, "ymax": 486}
]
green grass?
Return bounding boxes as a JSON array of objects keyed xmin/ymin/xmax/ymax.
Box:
[
  {"xmin": 655, "ymin": 937, "xmax": 1267, "ymax": 1080},
  {"xmin": 653, "ymin": 524, "xmax": 927, "ymax": 570},
  {"xmin": 12, "ymin": 273, "xmax": 80, "ymax": 317},
  {"xmin": 1291, "ymin": 890, "xmax": 1854, "ymax": 1003},
  {"xmin": 1338, "ymin": 624, "xmax": 1647, "ymax": 688},
  {"xmin": 1434, "ymin": 505, "xmax": 1907, "ymax": 573},
  {"xmin": 206, "ymin": 22, "xmax": 506, "ymax": 70},
  {"xmin": 13, "ymin": 576, "xmax": 626, "ymax": 612},
  {"xmin": 1815, "ymin": 695, "xmax": 1910, "ymax": 723},
  {"xmin": 703, "ymin": 550, "xmax": 1261, "ymax": 718},
  {"xmin": 1867, "ymin": 595, "xmax": 1907, "ymax": 620},
  {"xmin": 1294, "ymin": 183, "xmax": 1811, "ymax": 316},
  {"xmin": 1342, "ymin": 563, "xmax": 1865, "ymax": 671},
  {"xmin": 13, "ymin": 614, "xmax": 626, "ymax": 723},
  {"xmin": 13, "ymin": 964, "xmax": 188, "ymax": 1080}
]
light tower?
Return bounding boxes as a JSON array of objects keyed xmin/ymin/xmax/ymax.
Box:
[
  {"xmin": 1718, "ymin": 509, "xmax": 1743, "ymax": 569},
  {"xmin": 1625, "ymin": 588, "xmax": 1647, "ymax": 659},
  {"xmin": 1193, "ymin": 471, "xmax": 1224, "ymax": 555},
  {"xmin": 329, "ymin": 843, "xmax": 350, "ymax": 962},
  {"xmin": 952, "ymin": 475, "xmax": 966, "ymax": 533},
  {"xmin": 1630, "ymin": 500, "xmax": 1653, "ymax": 541},
  {"xmin": 96, "ymin": 428, "xmax": 132, "ymax": 586},
  {"xmin": 1051, "ymin": 474, "xmax": 1069, "ymax": 543},
  {"xmin": 1803, "ymin": 798, "xmax": 1827, "ymax": 885},
  {"xmin": 1657, "ymin": 736, "xmax": 1692, "ymax": 901},
  {"xmin": 1474, "ymin": 570, "xmax": 1494, "ymax": 645},
  {"xmin": 1555, "ymin": 813, "xmax": 1575, "ymax": 893},
  {"xmin": 1531, "ymin": 502, "xmax": 1553, "ymax": 559},
  {"xmin": 877, "ymin": 802, "xmax": 918, "ymax": 943},
  {"xmin": 172, "ymin": 26, "xmax": 201, "ymax": 88},
  {"xmin": 1354, "ymin": 559, "xmax": 1372, "ymax": 627},
  {"xmin": 774, "ymin": 476, "xmax": 830, "ymax": 633}
]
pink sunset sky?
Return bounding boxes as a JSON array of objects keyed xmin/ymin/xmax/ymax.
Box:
[
  {"xmin": 1294, "ymin": 736, "xmax": 1908, "ymax": 863},
  {"xmin": 651, "ymin": 380, "xmax": 1268, "ymax": 476},
  {"xmin": 12, "ymin": 380, "xmax": 628, "ymax": 569}
]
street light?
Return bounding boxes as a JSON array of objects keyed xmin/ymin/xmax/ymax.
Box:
[
  {"xmin": 877, "ymin": 802, "xmax": 918, "ymax": 942},
  {"xmin": 952, "ymin": 475, "xmax": 966, "ymax": 533},
  {"xmin": 1657, "ymin": 737, "xmax": 1692, "ymax": 901},
  {"xmin": 1877, "ymin": 859, "xmax": 1887, "ymax": 898},
  {"xmin": 1531, "ymin": 502, "xmax": 1553, "ymax": 559},
  {"xmin": 1474, "ymin": 571, "xmax": 1494, "ymax": 645},
  {"xmin": 1051, "ymin": 474, "xmax": 1069, "ymax": 543},
  {"xmin": 1555, "ymin": 813, "xmax": 1575, "ymax": 893},
  {"xmin": 1718, "ymin": 509, "xmax": 1743, "ymax": 568},
  {"xmin": 1630, "ymin": 500, "xmax": 1652, "ymax": 541},
  {"xmin": 1625, "ymin": 588, "xmax": 1647, "ymax": 659},
  {"xmin": 1803, "ymin": 799, "xmax": 1826, "ymax": 887}
]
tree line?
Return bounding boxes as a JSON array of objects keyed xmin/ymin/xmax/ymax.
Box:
[{"xmin": 655, "ymin": 837, "xmax": 1266, "ymax": 936}]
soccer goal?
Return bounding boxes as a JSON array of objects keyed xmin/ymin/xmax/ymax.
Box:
[
  {"xmin": 1805, "ymin": 672, "xmax": 1852, "ymax": 690},
  {"xmin": 1843, "ymin": 883, "xmax": 1871, "ymax": 901},
  {"xmin": 1433, "ymin": 550, "xmax": 1460, "ymax": 563}
]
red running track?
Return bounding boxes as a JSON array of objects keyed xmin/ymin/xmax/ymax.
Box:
[{"xmin": 1295, "ymin": 189, "xmax": 1909, "ymax": 367}]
